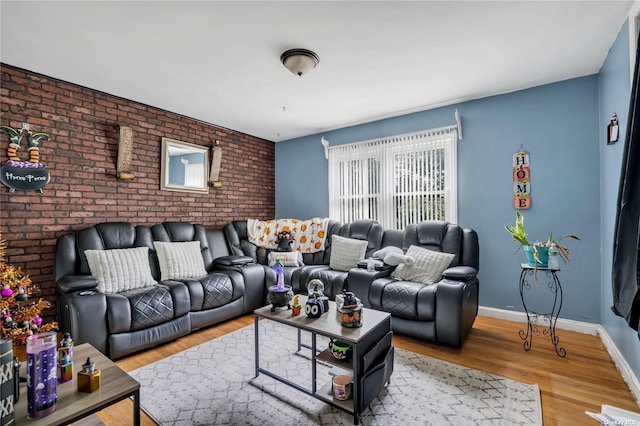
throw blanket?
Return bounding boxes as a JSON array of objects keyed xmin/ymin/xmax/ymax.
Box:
[{"xmin": 247, "ymin": 218, "xmax": 329, "ymax": 253}]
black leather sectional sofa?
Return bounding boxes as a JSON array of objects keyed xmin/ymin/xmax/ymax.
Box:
[{"xmin": 54, "ymin": 219, "xmax": 479, "ymax": 359}]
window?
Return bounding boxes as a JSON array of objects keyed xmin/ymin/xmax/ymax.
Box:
[{"xmin": 328, "ymin": 127, "xmax": 458, "ymax": 229}]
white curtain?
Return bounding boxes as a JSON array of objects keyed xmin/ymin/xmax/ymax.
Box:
[{"xmin": 328, "ymin": 126, "xmax": 457, "ymax": 229}]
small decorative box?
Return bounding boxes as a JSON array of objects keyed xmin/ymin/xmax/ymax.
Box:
[
  {"xmin": 77, "ymin": 369, "xmax": 100, "ymax": 393},
  {"xmin": 58, "ymin": 362, "xmax": 73, "ymax": 383},
  {"xmin": 77, "ymin": 357, "xmax": 100, "ymax": 393}
]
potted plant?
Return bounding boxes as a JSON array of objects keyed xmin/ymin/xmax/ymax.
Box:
[{"xmin": 505, "ymin": 212, "xmax": 580, "ymax": 267}]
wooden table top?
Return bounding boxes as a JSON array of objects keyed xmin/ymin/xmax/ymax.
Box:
[
  {"xmin": 13, "ymin": 342, "xmax": 139, "ymax": 425},
  {"xmin": 255, "ymin": 296, "xmax": 390, "ymax": 344}
]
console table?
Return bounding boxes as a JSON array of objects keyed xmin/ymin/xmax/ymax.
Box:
[
  {"xmin": 254, "ymin": 298, "xmax": 393, "ymax": 424},
  {"xmin": 518, "ymin": 263, "xmax": 566, "ymax": 357}
]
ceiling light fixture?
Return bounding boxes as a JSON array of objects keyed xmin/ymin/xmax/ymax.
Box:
[{"xmin": 280, "ymin": 49, "xmax": 319, "ymax": 77}]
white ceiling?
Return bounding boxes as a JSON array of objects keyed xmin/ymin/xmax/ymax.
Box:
[{"xmin": 0, "ymin": 1, "xmax": 634, "ymax": 142}]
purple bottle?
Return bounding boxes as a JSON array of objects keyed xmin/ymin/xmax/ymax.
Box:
[{"xmin": 26, "ymin": 332, "xmax": 57, "ymax": 418}]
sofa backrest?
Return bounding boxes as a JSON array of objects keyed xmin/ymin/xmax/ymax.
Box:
[
  {"xmin": 54, "ymin": 222, "xmax": 229, "ymax": 283},
  {"xmin": 381, "ymin": 229, "xmax": 403, "ymax": 250},
  {"xmin": 54, "ymin": 222, "xmax": 156, "ymax": 281},
  {"xmin": 402, "ymin": 220, "xmax": 479, "ymax": 270},
  {"xmin": 333, "ymin": 219, "xmax": 384, "ymax": 259},
  {"xmin": 151, "ymin": 222, "xmax": 216, "ymax": 272}
]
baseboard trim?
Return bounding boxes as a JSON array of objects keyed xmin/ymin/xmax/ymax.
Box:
[
  {"xmin": 478, "ymin": 306, "xmax": 599, "ymax": 334},
  {"xmin": 596, "ymin": 324, "xmax": 640, "ymax": 406},
  {"xmin": 478, "ymin": 305, "xmax": 640, "ymax": 405}
]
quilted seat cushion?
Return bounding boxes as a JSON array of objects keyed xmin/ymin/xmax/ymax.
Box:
[
  {"xmin": 197, "ymin": 273, "xmax": 236, "ymax": 310},
  {"xmin": 110, "ymin": 285, "xmax": 177, "ymax": 332},
  {"xmin": 380, "ymin": 281, "xmax": 436, "ymax": 321}
]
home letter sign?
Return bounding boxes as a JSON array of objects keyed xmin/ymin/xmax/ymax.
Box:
[{"xmin": 513, "ymin": 150, "xmax": 530, "ymax": 209}]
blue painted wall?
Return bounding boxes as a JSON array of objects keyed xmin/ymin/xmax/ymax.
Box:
[
  {"xmin": 277, "ymin": 76, "xmax": 601, "ymax": 323},
  {"xmin": 599, "ymin": 20, "xmax": 640, "ymax": 381}
]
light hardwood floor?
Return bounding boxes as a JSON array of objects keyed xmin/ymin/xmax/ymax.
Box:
[{"xmin": 95, "ymin": 315, "xmax": 639, "ymax": 425}]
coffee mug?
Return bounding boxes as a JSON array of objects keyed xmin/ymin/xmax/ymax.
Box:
[
  {"xmin": 329, "ymin": 340, "xmax": 352, "ymax": 360},
  {"xmin": 332, "ymin": 374, "xmax": 352, "ymax": 400}
]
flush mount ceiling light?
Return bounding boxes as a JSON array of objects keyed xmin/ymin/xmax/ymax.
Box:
[{"xmin": 280, "ymin": 49, "xmax": 320, "ymax": 77}]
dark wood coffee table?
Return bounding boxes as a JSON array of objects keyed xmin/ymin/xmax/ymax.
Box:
[{"xmin": 13, "ymin": 343, "xmax": 140, "ymax": 426}]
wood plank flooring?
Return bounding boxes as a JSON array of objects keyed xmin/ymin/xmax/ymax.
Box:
[{"xmin": 94, "ymin": 315, "xmax": 639, "ymax": 425}]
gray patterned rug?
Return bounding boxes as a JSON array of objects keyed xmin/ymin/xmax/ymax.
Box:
[{"xmin": 129, "ymin": 320, "xmax": 542, "ymax": 425}]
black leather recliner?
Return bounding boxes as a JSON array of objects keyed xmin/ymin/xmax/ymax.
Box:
[{"xmin": 348, "ymin": 221, "xmax": 479, "ymax": 348}]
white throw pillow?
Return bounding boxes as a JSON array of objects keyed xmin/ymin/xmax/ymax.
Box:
[
  {"xmin": 268, "ymin": 251, "xmax": 304, "ymax": 267},
  {"xmin": 329, "ymin": 235, "xmax": 368, "ymax": 272},
  {"xmin": 154, "ymin": 241, "xmax": 207, "ymax": 281},
  {"xmin": 85, "ymin": 247, "xmax": 156, "ymax": 293},
  {"xmin": 391, "ymin": 245, "xmax": 455, "ymax": 284}
]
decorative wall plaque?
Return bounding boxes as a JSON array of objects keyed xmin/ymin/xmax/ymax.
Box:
[
  {"xmin": 513, "ymin": 149, "xmax": 530, "ymax": 209},
  {"xmin": 0, "ymin": 125, "xmax": 51, "ymax": 193}
]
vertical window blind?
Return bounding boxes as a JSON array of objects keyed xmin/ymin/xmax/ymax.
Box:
[{"xmin": 328, "ymin": 126, "xmax": 458, "ymax": 230}]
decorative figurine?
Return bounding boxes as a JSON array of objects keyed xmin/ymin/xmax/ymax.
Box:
[
  {"xmin": 305, "ymin": 294, "xmax": 324, "ymax": 318},
  {"xmin": 338, "ymin": 291, "xmax": 363, "ymax": 328},
  {"xmin": 57, "ymin": 332, "xmax": 73, "ymax": 383},
  {"xmin": 266, "ymin": 259, "xmax": 294, "ymax": 312},
  {"xmin": 307, "ymin": 279, "xmax": 329, "ymax": 313},
  {"xmin": 77, "ymin": 357, "xmax": 100, "ymax": 393},
  {"xmin": 275, "ymin": 231, "xmax": 294, "ymax": 252},
  {"xmin": 291, "ymin": 295, "xmax": 301, "ymax": 316}
]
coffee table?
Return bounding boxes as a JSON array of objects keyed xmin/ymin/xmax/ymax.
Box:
[
  {"xmin": 13, "ymin": 343, "xmax": 140, "ymax": 426},
  {"xmin": 254, "ymin": 297, "xmax": 394, "ymax": 425}
]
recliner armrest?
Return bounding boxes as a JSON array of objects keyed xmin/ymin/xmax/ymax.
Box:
[
  {"xmin": 56, "ymin": 275, "xmax": 99, "ymax": 294},
  {"xmin": 213, "ymin": 255, "xmax": 255, "ymax": 267},
  {"xmin": 347, "ymin": 268, "xmax": 395, "ymax": 308},
  {"xmin": 442, "ymin": 266, "xmax": 477, "ymax": 281},
  {"xmin": 356, "ymin": 258, "xmax": 395, "ymax": 272}
]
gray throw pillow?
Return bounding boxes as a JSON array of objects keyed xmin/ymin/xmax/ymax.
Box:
[
  {"xmin": 85, "ymin": 247, "xmax": 156, "ymax": 293},
  {"xmin": 329, "ymin": 235, "xmax": 368, "ymax": 272},
  {"xmin": 391, "ymin": 245, "xmax": 455, "ymax": 284},
  {"xmin": 154, "ymin": 241, "xmax": 207, "ymax": 281}
]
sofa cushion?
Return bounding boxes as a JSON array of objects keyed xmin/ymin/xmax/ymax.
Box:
[
  {"xmin": 329, "ymin": 235, "xmax": 368, "ymax": 272},
  {"xmin": 154, "ymin": 241, "xmax": 207, "ymax": 280},
  {"xmin": 391, "ymin": 245, "xmax": 454, "ymax": 284},
  {"xmin": 109, "ymin": 285, "xmax": 178, "ymax": 332},
  {"xmin": 379, "ymin": 280, "xmax": 437, "ymax": 321},
  {"xmin": 85, "ymin": 247, "xmax": 156, "ymax": 293},
  {"xmin": 268, "ymin": 251, "xmax": 304, "ymax": 267}
]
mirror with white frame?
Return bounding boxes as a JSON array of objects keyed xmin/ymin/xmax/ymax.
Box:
[{"xmin": 160, "ymin": 137, "xmax": 209, "ymax": 194}]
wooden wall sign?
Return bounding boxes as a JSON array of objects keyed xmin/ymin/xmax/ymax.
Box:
[
  {"xmin": 513, "ymin": 149, "xmax": 530, "ymax": 209},
  {"xmin": 0, "ymin": 125, "xmax": 51, "ymax": 193}
]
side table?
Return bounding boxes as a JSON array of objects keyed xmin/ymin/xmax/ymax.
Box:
[
  {"xmin": 13, "ymin": 343, "xmax": 140, "ymax": 425},
  {"xmin": 518, "ymin": 263, "xmax": 566, "ymax": 357}
]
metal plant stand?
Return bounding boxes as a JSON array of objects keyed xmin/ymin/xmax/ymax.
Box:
[{"xmin": 518, "ymin": 264, "xmax": 566, "ymax": 357}]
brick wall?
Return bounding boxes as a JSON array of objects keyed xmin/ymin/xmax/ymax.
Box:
[{"xmin": 0, "ymin": 64, "xmax": 275, "ymax": 321}]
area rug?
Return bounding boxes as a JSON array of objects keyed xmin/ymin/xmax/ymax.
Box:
[{"xmin": 129, "ymin": 320, "xmax": 542, "ymax": 425}]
